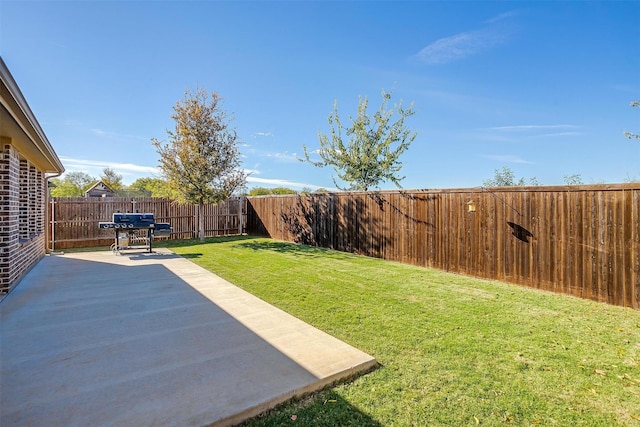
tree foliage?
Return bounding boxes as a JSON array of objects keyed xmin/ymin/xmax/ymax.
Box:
[
  {"xmin": 151, "ymin": 88, "xmax": 247, "ymax": 241},
  {"xmin": 563, "ymin": 174, "xmax": 583, "ymax": 185},
  {"xmin": 483, "ymin": 166, "xmax": 541, "ymax": 187},
  {"xmin": 302, "ymin": 89, "xmax": 416, "ymax": 191},
  {"xmin": 129, "ymin": 177, "xmax": 173, "ymax": 198},
  {"xmin": 100, "ymin": 167, "xmax": 123, "ymax": 191},
  {"xmin": 50, "ymin": 171, "xmax": 95, "ymax": 197},
  {"xmin": 624, "ymin": 100, "xmax": 639, "ymax": 141},
  {"xmin": 248, "ymin": 187, "xmax": 297, "ymax": 196},
  {"xmin": 299, "ymin": 187, "xmax": 329, "ymax": 194}
]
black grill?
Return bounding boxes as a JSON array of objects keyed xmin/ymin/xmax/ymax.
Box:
[{"xmin": 99, "ymin": 213, "xmax": 171, "ymax": 254}]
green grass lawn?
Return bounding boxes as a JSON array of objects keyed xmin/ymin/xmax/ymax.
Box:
[{"xmin": 162, "ymin": 236, "xmax": 640, "ymax": 426}]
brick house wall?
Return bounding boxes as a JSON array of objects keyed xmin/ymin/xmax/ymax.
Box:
[
  {"xmin": 0, "ymin": 140, "xmax": 49, "ymax": 293},
  {"xmin": 1, "ymin": 58, "xmax": 64, "ymax": 294}
]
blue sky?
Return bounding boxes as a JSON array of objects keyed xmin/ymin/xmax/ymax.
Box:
[{"xmin": 1, "ymin": 1, "xmax": 638, "ymax": 190}]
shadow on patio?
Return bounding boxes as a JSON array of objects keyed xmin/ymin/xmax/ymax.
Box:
[{"xmin": 0, "ymin": 249, "xmax": 376, "ymax": 427}]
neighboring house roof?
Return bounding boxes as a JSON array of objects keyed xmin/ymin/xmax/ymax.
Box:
[
  {"xmin": 85, "ymin": 181, "xmax": 115, "ymax": 196},
  {"xmin": 0, "ymin": 56, "xmax": 64, "ymax": 174}
]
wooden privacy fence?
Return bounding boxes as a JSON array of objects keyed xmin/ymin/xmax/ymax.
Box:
[
  {"xmin": 246, "ymin": 184, "xmax": 640, "ymax": 309},
  {"xmin": 49, "ymin": 197, "xmax": 246, "ymax": 249}
]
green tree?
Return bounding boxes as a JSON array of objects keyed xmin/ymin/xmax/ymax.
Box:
[
  {"xmin": 248, "ymin": 187, "xmax": 272, "ymax": 196},
  {"xmin": 483, "ymin": 166, "xmax": 540, "ymax": 187},
  {"xmin": 129, "ymin": 177, "xmax": 173, "ymax": 198},
  {"xmin": 100, "ymin": 167, "xmax": 123, "ymax": 191},
  {"xmin": 248, "ymin": 187, "xmax": 297, "ymax": 196},
  {"xmin": 624, "ymin": 100, "xmax": 639, "ymax": 140},
  {"xmin": 299, "ymin": 187, "xmax": 330, "ymax": 194},
  {"xmin": 271, "ymin": 187, "xmax": 297, "ymax": 195},
  {"xmin": 50, "ymin": 171, "xmax": 95, "ymax": 197},
  {"xmin": 302, "ymin": 89, "xmax": 416, "ymax": 191},
  {"xmin": 152, "ymin": 88, "xmax": 247, "ymax": 241}
]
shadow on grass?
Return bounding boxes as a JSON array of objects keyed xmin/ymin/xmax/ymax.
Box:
[
  {"xmin": 236, "ymin": 240, "xmax": 357, "ymax": 260},
  {"xmin": 179, "ymin": 253, "xmax": 203, "ymax": 259},
  {"xmin": 160, "ymin": 235, "xmax": 358, "ymax": 261},
  {"xmin": 159, "ymin": 234, "xmax": 258, "ymax": 248},
  {"xmin": 241, "ymin": 388, "xmax": 382, "ymax": 427}
]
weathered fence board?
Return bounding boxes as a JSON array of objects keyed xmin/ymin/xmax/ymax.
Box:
[
  {"xmin": 49, "ymin": 197, "xmax": 246, "ymax": 249},
  {"xmin": 246, "ymin": 184, "xmax": 640, "ymax": 309}
]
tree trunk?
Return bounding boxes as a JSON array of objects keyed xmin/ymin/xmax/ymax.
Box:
[{"xmin": 198, "ymin": 203, "xmax": 205, "ymax": 242}]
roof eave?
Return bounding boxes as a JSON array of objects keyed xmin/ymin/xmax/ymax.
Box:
[{"xmin": 0, "ymin": 56, "xmax": 65, "ymax": 174}]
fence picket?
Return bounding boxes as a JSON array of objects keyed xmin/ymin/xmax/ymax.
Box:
[
  {"xmin": 50, "ymin": 197, "xmax": 246, "ymax": 249},
  {"xmin": 246, "ymin": 185, "xmax": 639, "ymax": 309}
]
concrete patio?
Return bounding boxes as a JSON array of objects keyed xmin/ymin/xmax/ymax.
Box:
[{"xmin": 0, "ymin": 249, "xmax": 377, "ymax": 427}]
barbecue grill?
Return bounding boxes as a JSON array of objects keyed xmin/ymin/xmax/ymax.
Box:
[{"xmin": 99, "ymin": 213, "xmax": 171, "ymax": 254}]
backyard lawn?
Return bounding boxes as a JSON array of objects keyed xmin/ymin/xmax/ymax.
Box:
[{"xmin": 163, "ymin": 236, "xmax": 640, "ymax": 426}]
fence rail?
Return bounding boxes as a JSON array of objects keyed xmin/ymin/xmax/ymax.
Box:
[
  {"xmin": 49, "ymin": 197, "xmax": 246, "ymax": 249},
  {"xmin": 245, "ymin": 184, "xmax": 640, "ymax": 309}
]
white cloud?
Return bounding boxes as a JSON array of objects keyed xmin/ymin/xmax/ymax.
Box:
[
  {"xmin": 265, "ymin": 151, "xmax": 298, "ymax": 162},
  {"xmin": 60, "ymin": 157, "xmax": 160, "ymax": 174},
  {"xmin": 480, "ymin": 124, "xmax": 582, "ymax": 140},
  {"xmin": 90, "ymin": 128, "xmax": 109, "ymax": 137},
  {"xmin": 57, "ymin": 158, "xmax": 330, "ymax": 190},
  {"xmin": 243, "ymin": 147, "xmax": 300, "ymax": 162},
  {"xmin": 252, "ymin": 131, "xmax": 273, "ymax": 138},
  {"xmin": 245, "ymin": 168, "xmax": 326, "ymax": 190},
  {"xmin": 246, "ymin": 176, "xmax": 329, "ymax": 191},
  {"xmin": 414, "ymin": 12, "xmax": 516, "ymax": 65},
  {"xmin": 58, "ymin": 157, "xmax": 161, "ymax": 184},
  {"xmin": 481, "ymin": 154, "xmax": 533, "ymax": 164},
  {"xmin": 414, "ymin": 29, "xmax": 499, "ymax": 64},
  {"xmin": 484, "ymin": 10, "xmax": 519, "ymax": 25}
]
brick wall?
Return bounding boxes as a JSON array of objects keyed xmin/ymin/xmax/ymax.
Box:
[{"xmin": 0, "ymin": 139, "xmax": 48, "ymax": 293}]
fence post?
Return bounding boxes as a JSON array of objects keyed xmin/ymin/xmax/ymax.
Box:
[
  {"xmin": 194, "ymin": 208, "xmax": 198, "ymax": 239},
  {"xmin": 238, "ymin": 197, "xmax": 243, "ymax": 235},
  {"xmin": 50, "ymin": 197, "xmax": 55, "ymax": 252}
]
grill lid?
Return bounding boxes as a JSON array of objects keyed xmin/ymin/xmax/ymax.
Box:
[{"xmin": 112, "ymin": 213, "xmax": 154, "ymax": 223}]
